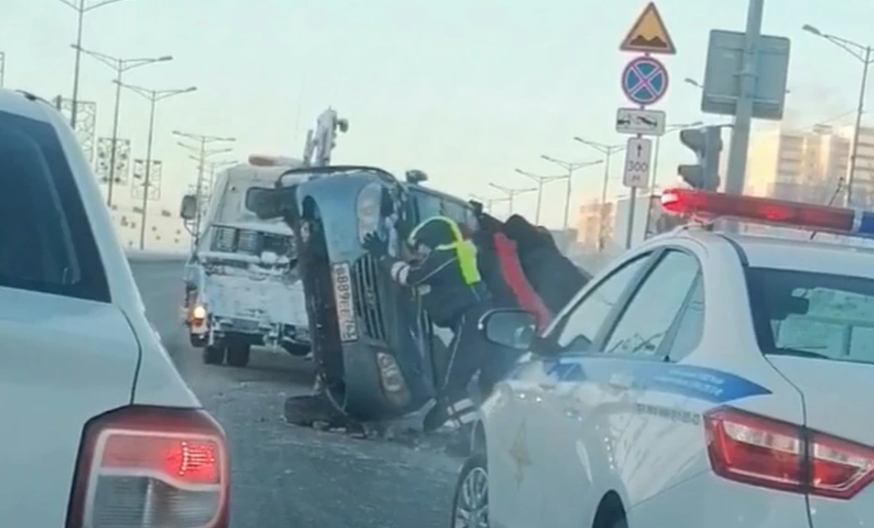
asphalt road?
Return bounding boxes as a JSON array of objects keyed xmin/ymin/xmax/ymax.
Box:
[{"xmin": 129, "ymin": 260, "xmax": 460, "ymax": 528}]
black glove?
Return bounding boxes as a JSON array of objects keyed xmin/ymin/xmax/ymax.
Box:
[{"xmin": 362, "ymin": 232, "xmax": 388, "ymax": 257}]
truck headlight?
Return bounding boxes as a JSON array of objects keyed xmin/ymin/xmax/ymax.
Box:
[{"xmin": 357, "ymin": 183, "xmax": 383, "ymax": 242}]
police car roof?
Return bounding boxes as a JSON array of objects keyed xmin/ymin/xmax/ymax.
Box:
[
  {"xmin": 680, "ymin": 227, "xmax": 874, "ymax": 279},
  {"xmin": 0, "ymin": 89, "xmax": 57, "ymax": 122}
]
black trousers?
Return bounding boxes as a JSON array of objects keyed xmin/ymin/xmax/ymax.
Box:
[{"xmin": 424, "ymin": 303, "xmax": 498, "ymax": 432}]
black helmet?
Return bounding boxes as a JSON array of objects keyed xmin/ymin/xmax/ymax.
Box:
[{"xmin": 407, "ymin": 217, "xmax": 459, "ymax": 249}]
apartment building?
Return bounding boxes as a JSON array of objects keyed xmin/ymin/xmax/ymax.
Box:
[
  {"xmin": 576, "ymin": 200, "xmax": 614, "ymax": 250},
  {"xmin": 745, "ymin": 124, "xmax": 848, "ymax": 205},
  {"xmin": 97, "ymin": 183, "xmax": 192, "ymax": 252}
]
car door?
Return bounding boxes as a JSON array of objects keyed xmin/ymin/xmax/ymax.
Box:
[
  {"xmin": 0, "ymin": 108, "xmax": 139, "ymax": 526},
  {"xmin": 490, "ymin": 251, "xmax": 654, "ymax": 528},
  {"xmin": 588, "ymin": 248, "xmax": 704, "ymax": 513}
]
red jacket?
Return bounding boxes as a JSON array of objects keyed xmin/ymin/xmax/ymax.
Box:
[{"xmin": 492, "ymin": 233, "xmax": 551, "ymax": 330}]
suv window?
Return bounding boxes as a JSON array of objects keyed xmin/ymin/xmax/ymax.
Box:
[
  {"xmin": 0, "ymin": 109, "xmax": 108, "ymax": 302},
  {"xmin": 556, "ymin": 254, "xmax": 650, "ymax": 350},
  {"xmin": 603, "ymin": 250, "xmax": 701, "ymax": 358}
]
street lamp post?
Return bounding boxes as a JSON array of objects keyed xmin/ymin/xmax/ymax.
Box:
[
  {"xmin": 74, "ymin": 44, "xmax": 172, "ymax": 207},
  {"xmin": 174, "ymin": 131, "xmax": 236, "ymax": 243},
  {"xmin": 538, "ymin": 156, "xmax": 604, "ymax": 231},
  {"xmin": 513, "ymin": 169, "xmax": 564, "ymax": 224},
  {"xmin": 803, "ymin": 24, "xmax": 874, "ymax": 206},
  {"xmin": 56, "ymin": 0, "xmax": 129, "ymax": 128},
  {"xmin": 488, "ymin": 183, "xmax": 535, "ymax": 215},
  {"xmin": 115, "ymin": 81, "xmax": 196, "ymax": 249},
  {"xmin": 572, "ymin": 138, "xmax": 625, "ymax": 250}
]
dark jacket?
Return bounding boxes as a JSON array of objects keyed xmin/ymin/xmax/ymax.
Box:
[
  {"xmin": 379, "ymin": 216, "xmax": 489, "ymax": 328},
  {"xmin": 472, "ymin": 217, "xmax": 518, "ymax": 309},
  {"xmin": 503, "ymin": 214, "xmax": 588, "ymax": 314}
]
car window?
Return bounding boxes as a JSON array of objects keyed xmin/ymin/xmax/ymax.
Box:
[
  {"xmin": 666, "ymin": 276, "xmax": 705, "ymax": 361},
  {"xmin": 0, "ymin": 109, "xmax": 108, "ymax": 302},
  {"xmin": 556, "ymin": 254, "xmax": 650, "ymax": 350},
  {"xmin": 603, "ymin": 250, "xmax": 700, "ymax": 357},
  {"xmin": 747, "ymin": 267, "xmax": 874, "ymax": 364}
]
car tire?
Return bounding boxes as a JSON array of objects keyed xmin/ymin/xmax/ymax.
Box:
[
  {"xmin": 227, "ymin": 344, "xmax": 251, "ymax": 367},
  {"xmin": 203, "ymin": 345, "xmax": 225, "ymax": 365},
  {"xmin": 450, "ymin": 453, "xmax": 489, "ymax": 528}
]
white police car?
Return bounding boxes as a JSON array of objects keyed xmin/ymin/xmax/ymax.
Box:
[
  {"xmin": 0, "ymin": 88, "xmax": 229, "ymax": 526},
  {"xmin": 452, "ymin": 188, "xmax": 874, "ymax": 528}
]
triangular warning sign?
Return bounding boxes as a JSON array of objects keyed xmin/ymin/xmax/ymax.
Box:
[{"xmin": 620, "ymin": 3, "xmax": 676, "ymax": 55}]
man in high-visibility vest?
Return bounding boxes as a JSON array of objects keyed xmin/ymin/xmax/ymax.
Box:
[{"xmin": 362, "ymin": 215, "xmax": 494, "ymax": 432}]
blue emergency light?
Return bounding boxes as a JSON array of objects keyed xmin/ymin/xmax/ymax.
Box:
[{"xmin": 660, "ymin": 188, "xmax": 874, "ymax": 237}]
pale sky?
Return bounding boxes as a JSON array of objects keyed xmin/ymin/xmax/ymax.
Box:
[{"xmin": 1, "ymin": 0, "xmax": 872, "ymax": 227}]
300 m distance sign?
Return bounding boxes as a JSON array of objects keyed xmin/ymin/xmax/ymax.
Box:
[{"xmin": 623, "ymin": 137, "xmax": 653, "ymax": 188}]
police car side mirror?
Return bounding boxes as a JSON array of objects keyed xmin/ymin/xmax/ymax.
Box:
[{"xmin": 479, "ymin": 309, "xmax": 536, "ymax": 351}]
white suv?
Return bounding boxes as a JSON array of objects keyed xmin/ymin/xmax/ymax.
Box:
[{"xmin": 0, "ymin": 89, "xmax": 229, "ymax": 527}]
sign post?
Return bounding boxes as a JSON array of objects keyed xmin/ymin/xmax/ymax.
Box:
[{"xmin": 617, "ymin": 2, "xmax": 674, "ymax": 249}]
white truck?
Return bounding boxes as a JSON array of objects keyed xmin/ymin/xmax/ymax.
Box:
[
  {"xmin": 179, "ymin": 108, "xmax": 349, "ymax": 367},
  {"xmin": 180, "ymin": 156, "xmax": 312, "ymax": 366}
]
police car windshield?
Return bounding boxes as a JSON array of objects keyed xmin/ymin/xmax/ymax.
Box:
[{"xmin": 747, "ymin": 267, "xmax": 874, "ymax": 363}]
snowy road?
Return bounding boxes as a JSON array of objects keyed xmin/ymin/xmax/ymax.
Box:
[{"xmin": 129, "ymin": 259, "xmax": 459, "ymax": 528}]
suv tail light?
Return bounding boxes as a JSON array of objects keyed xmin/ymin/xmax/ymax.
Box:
[
  {"xmin": 66, "ymin": 406, "xmax": 229, "ymax": 528},
  {"xmin": 704, "ymin": 407, "xmax": 874, "ymax": 500}
]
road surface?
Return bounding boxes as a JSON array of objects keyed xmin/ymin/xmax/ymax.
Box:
[{"xmin": 130, "ymin": 259, "xmax": 459, "ymax": 528}]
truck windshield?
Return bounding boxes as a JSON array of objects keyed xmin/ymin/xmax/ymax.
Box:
[{"xmin": 747, "ymin": 267, "xmax": 874, "ymax": 364}]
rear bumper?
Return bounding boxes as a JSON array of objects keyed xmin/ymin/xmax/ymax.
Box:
[
  {"xmin": 195, "ymin": 316, "xmax": 310, "ymax": 348},
  {"xmin": 627, "ymin": 471, "xmax": 811, "ymax": 528}
]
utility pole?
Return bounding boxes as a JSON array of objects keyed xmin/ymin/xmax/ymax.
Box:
[
  {"xmin": 513, "ymin": 169, "xmax": 564, "ymax": 224},
  {"xmin": 539, "ymin": 156, "xmax": 604, "ymax": 231},
  {"xmin": 488, "ymin": 183, "xmax": 536, "ymax": 216},
  {"xmin": 74, "ymin": 44, "xmax": 172, "ymax": 207},
  {"xmin": 724, "ymin": 0, "xmax": 764, "ymax": 197},
  {"xmin": 803, "ymin": 24, "xmax": 874, "ymax": 206},
  {"xmin": 174, "ymin": 131, "xmax": 235, "ymax": 245},
  {"xmin": 571, "ymin": 138, "xmax": 625, "ymax": 251},
  {"xmin": 55, "ymin": 0, "xmax": 129, "ymax": 129},
  {"xmin": 115, "ymin": 81, "xmax": 196, "ymax": 249}
]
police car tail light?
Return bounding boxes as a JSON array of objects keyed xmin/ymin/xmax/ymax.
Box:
[
  {"xmin": 661, "ymin": 188, "xmax": 869, "ymax": 235},
  {"xmin": 705, "ymin": 407, "xmax": 874, "ymax": 499},
  {"xmin": 66, "ymin": 406, "xmax": 229, "ymax": 528}
]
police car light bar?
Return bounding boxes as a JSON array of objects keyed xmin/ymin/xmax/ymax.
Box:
[{"xmin": 660, "ymin": 188, "xmax": 874, "ymax": 236}]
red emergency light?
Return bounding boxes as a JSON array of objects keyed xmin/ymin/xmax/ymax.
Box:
[{"xmin": 659, "ymin": 188, "xmax": 874, "ymax": 236}]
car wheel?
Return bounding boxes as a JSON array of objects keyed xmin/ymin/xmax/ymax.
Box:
[
  {"xmin": 450, "ymin": 453, "xmax": 489, "ymax": 528},
  {"xmin": 203, "ymin": 345, "xmax": 225, "ymax": 365},
  {"xmin": 227, "ymin": 344, "xmax": 251, "ymax": 367}
]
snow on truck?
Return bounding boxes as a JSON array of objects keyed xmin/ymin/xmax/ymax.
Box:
[{"xmin": 178, "ymin": 108, "xmax": 348, "ymax": 368}]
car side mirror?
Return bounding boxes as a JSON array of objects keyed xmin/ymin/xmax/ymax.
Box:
[
  {"xmin": 180, "ymin": 194, "xmax": 197, "ymax": 220},
  {"xmin": 478, "ymin": 309, "xmax": 537, "ymax": 351}
]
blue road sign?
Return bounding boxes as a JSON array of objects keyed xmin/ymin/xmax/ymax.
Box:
[{"xmin": 622, "ymin": 56, "xmax": 669, "ymax": 106}]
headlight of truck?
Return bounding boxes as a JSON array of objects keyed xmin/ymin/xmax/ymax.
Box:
[{"xmin": 357, "ymin": 183, "xmax": 383, "ymax": 242}]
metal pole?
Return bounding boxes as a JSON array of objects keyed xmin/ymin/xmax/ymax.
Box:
[
  {"xmin": 106, "ymin": 65, "xmax": 123, "ymax": 207},
  {"xmin": 651, "ymin": 135, "xmax": 662, "ymax": 190},
  {"xmin": 0, "ymin": 51, "xmax": 6, "ymax": 87},
  {"xmin": 139, "ymin": 94, "xmax": 157, "ymax": 250},
  {"xmin": 193, "ymin": 139, "xmax": 206, "ymax": 242},
  {"xmin": 625, "ymin": 188, "xmax": 637, "ymax": 249},
  {"xmin": 598, "ymin": 152, "xmax": 613, "ymax": 250},
  {"xmin": 534, "ymin": 181, "xmax": 544, "ymax": 224},
  {"xmin": 70, "ymin": 0, "xmax": 85, "ymax": 128},
  {"xmin": 847, "ymin": 47, "xmax": 871, "ymax": 206},
  {"xmin": 562, "ymin": 170, "xmax": 572, "ymax": 231},
  {"xmin": 724, "ymin": 0, "xmax": 764, "ymax": 196}
]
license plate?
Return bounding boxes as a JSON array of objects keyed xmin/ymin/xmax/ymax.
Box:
[{"xmin": 332, "ymin": 262, "xmax": 358, "ymax": 341}]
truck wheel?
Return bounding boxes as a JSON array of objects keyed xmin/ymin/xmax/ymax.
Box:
[
  {"xmin": 227, "ymin": 344, "xmax": 251, "ymax": 367},
  {"xmin": 203, "ymin": 345, "xmax": 225, "ymax": 365}
]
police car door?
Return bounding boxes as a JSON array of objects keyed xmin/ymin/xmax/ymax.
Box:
[
  {"xmin": 520, "ymin": 251, "xmax": 654, "ymax": 528},
  {"xmin": 581, "ymin": 247, "xmax": 705, "ymax": 518}
]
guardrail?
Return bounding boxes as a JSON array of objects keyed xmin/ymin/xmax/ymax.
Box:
[{"xmin": 125, "ymin": 249, "xmax": 189, "ymax": 263}]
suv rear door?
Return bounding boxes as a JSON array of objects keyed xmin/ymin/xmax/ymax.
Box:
[{"xmin": 0, "ymin": 107, "xmax": 140, "ymax": 525}]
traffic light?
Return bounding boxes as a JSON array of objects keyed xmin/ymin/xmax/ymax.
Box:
[{"xmin": 678, "ymin": 126, "xmax": 722, "ymax": 191}]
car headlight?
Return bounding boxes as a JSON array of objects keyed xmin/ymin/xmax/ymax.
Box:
[{"xmin": 357, "ymin": 183, "xmax": 383, "ymax": 241}]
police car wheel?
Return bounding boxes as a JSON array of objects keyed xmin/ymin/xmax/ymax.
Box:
[
  {"xmin": 450, "ymin": 453, "xmax": 488, "ymax": 528},
  {"xmin": 203, "ymin": 345, "xmax": 225, "ymax": 365}
]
